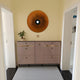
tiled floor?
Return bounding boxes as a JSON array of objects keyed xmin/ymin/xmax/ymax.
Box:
[
  {"xmin": 7, "ymin": 66, "xmax": 72, "ymax": 80},
  {"xmin": 13, "ymin": 67, "xmax": 63, "ymax": 80}
]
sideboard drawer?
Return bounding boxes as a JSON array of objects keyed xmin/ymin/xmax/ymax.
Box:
[
  {"xmin": 17, "ymin": 42, "xmax": 35, "ymax": 64},
  {"xmin": 17, "ymin": 55, "xmax": 35, "ymax": 64},
  {"xmin": 17, "ymin": 42, "xmax": 34, "ymax": 47},
  {"xmin": 35, "ymin": 42, "xmax": 61, "ymax": 64}
]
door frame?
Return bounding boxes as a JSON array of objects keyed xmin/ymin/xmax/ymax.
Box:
[{"xmin": 61, "ymin": 3, "xmax": 80, "ymax": 80}]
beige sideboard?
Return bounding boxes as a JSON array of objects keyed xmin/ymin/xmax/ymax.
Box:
[{"xmin": 17, "ymin": 41, "xmax": 61, "ymax": 65}]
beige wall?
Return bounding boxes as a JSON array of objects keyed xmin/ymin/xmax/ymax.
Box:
[
  {"xmin": 0, "ymin": 0, "xmax": 13, "ymax": 80},
  {"xmin": 0, "ymin": 0, "xmax": 13, "ymax": 10},
  {"xmin": 12, "ymin": 0, "xmax": 63, "ymax": 41}
]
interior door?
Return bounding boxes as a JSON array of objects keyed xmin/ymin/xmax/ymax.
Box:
[
  {"xmin": 1, "ymin": 8, "xmax": 16, "ymax": 70},
  {"xmin": 61, "ymin": 10, "xmax": 73, "ymax": 70}
]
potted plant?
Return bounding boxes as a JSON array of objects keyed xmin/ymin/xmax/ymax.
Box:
[{"xmin": 18, "ymin": 30, "xmax": 25, "ymax": 40}]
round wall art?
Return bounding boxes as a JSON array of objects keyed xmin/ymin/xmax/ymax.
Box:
[{"xmin": 27, "ymin": 10, "xmax": 49, "ymax": 33}]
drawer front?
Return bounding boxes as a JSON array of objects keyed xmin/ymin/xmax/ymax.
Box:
[
  {"xmin": 35, "ymin": 42, "xmax": 45, "ymax": 64},
  {"xmin": 17, "ymin": 42, "xmax": 34, "ymax": 47},
  {"xmin": 35, "ymin": 42, "xmax": 61, "ymax": 64},
  {"xmin": 17, "ymin": 54, "xmax": 35, "ymax": 64},
  {"xmin": 35, "ymin": 42, "xmax": 52, "ymax": 64},
  {"xmin": 50, "ymin": 42, "xmax": 61, "ymax": 56},
  {"xmin": 17, "ymin": 42, "xmax": 35, "ymax": 64},
  {"xmin": 44, "ymin": 56, "xmax": 60, "ymax": 64},
  {"xmin": 44, "ymin": 42, "xmax": 61, "ymax": 64}
]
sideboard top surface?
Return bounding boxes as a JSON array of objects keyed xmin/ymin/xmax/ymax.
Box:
[{"xmin": 17, "ymin": 41, "xmax": 61, "ymax": 42}]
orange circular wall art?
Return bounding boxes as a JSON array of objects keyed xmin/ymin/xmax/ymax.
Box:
[{"xmin": 27, "ymin": 10, "xmax": 49, "ymax": 32}]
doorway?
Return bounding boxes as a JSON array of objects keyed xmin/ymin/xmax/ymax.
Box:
[
  {"xmin": 1, "ymin": 8, "xmax": 16, "ymax": 79},
  {"xmin": 61, "ymin": 6, "xmax": 78, "ymax": 80}
]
